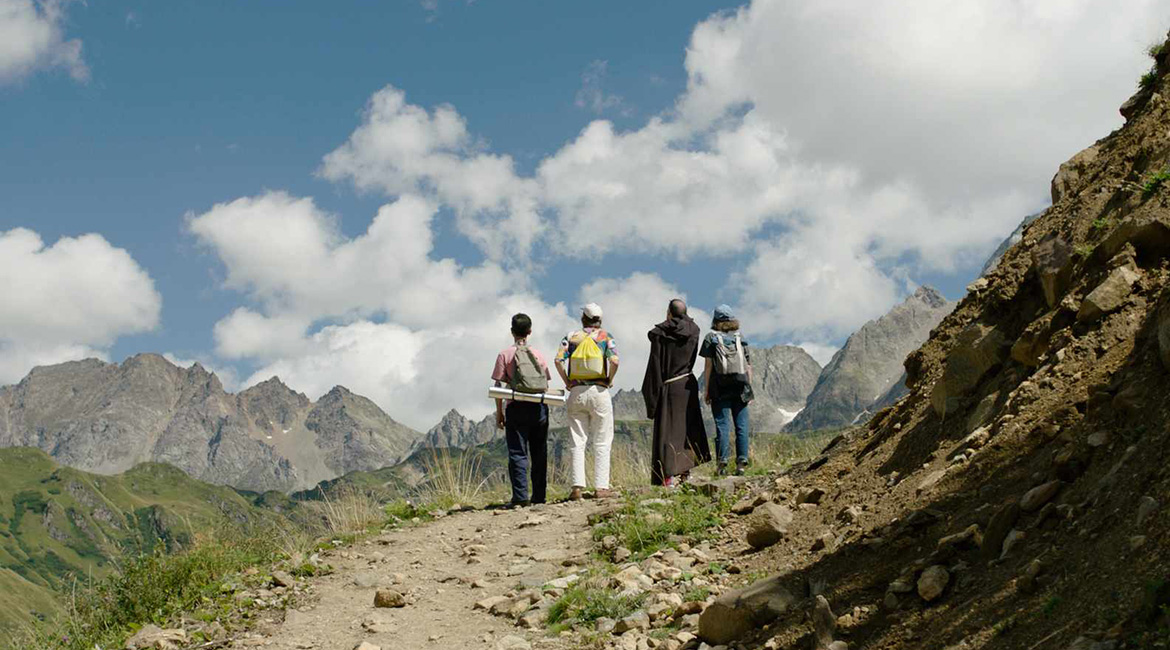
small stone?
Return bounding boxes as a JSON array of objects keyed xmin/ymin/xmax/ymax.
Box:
[
  {"xmin": 615, "ymin": 611, "xmax": 651, "ymax": 634},
  {"xmin": 1086, "ymin": 431, "xmax": 1110, "ymax": 448},
  {"xmin": 615, "ymin": 547, "xmax": 632, "ymax": 563},
  {"xmin": 883, "ymin": 592, "xmax": 899, "ymax": 610},
  {"xmin": 125, "ymin": 625, "xmax": 187, "ymax": 650},
  {"xmin": 1020, "ymin": 481, "xmax": 1062, "ymax": 512},
  {"xmin": 354, "ymin": 643, "xmax": 381, "ymax": 650},
  {"xmin": 917, "ymin": 566, "xmax": 950, "ymax": 602},
  {"xmin": 837, "ymin": 506, "xmax": 863, "ymax": 524},
  {"xmin": 1137, "ymin": 496, "xmax": 1159, "ymax": 527},
  {"xmin": 474, "ymin": 596, "xmax": 511, "ymax": 611},
  {"xmin": 496, "ymin": 635, "xmax": 531, "ymax": 650},
  {"xmin": 373, "ymin": 589, "xmax": 406, "ymax": 608},
  {"xmin": 1001, "ymin": 530, "xmax": 1026, "ymax": 558},
  {"xmin": 745, "ymin": 503, "xmax": 794, "ymax": 549},
  {"xmin": 796, "ymin": 487, "xmax": 826, "ymax": 505},
  {"xmin": 813, "ymin": 595, "xmax": 836, "ymax": 649},
  {"xmin": 811, "ymin": 531, "xmax": 835, "ymax": 552},
  {"xmin": 270, "ymin": 570, "xmax": 295, "ymax": 588}
]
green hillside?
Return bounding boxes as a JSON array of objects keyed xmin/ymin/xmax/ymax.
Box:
[{"xmin": 0, "ymin": 447, "xmax": 279, "ymax": 639}]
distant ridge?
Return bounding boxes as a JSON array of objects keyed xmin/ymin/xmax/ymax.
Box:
[{"xmin": 0, "ymin": 354, "xmax": 422, "ymax": 492}]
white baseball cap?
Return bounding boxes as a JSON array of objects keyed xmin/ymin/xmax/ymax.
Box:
[{"xmin": 582, "ymin": 303, "xmax": 603, "ymax": 319}]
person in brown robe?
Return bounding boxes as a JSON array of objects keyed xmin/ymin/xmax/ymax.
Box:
[{"xmin": 641, "ymin": 299, "xmax": 711, "ymax": 486}]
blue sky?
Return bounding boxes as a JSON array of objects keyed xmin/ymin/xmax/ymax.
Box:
[
  {"xmin": 2, "ymin": 0, "xmax": 730, "ymax": 359},
  {"xmin": 2, "ymin": 0, "xmax": 1167, "ymax": 428}
]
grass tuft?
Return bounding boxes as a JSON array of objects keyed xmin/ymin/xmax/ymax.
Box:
[
  {"xmin": 546, "ymin": 576, "xmax": 646, "ymax": 628},
  {"xmin": 1143, "ymin": 167, "xmax": 1170, "ymax": 197},
  {"xmin": 1149, "ymin": 42, "xmax": 1166, "ymax": 59},
  {"xmin": 1140, "ymin": 68, "xmax": 1160, "ymax": 92},
  {"xmin": 416, "ymin": 447, "xmax": 507, "ymax": 509},
  {"xmin": 592, "ymin": 488, "xmax": 730, "ymax": 558}
]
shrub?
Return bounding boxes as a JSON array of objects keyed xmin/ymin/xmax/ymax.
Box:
[
  {"xmin": 1149, "ymin": 42, "xmax": 1166, "ymax": 59},
  {"xmin": 1141, "ymin": 69, "xmax": 1160, "ymax": 92}
]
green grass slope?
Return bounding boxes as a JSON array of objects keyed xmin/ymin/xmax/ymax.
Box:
[{"xmin": 0, "ymin": 447, "xmax": 277, "ymax": 639}]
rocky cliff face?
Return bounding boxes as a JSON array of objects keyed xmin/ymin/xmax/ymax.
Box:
[
  {"xmin": 746, "ymin": 345, "xmax": 823, "ymax": 432},
  {"xmin": 0, "ymin": 354, "xmax": 421, "ymax": 492},
  {"xmin": 786, "ymin": 286, "xmax": 955, "ymax": 432}
]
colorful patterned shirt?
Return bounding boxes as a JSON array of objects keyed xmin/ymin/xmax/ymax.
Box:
[{"xmin": 557, "ymin": 327, "xmax": 619, "ymax": 387}]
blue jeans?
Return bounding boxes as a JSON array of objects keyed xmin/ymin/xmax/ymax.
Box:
[{"xmin": 712, "ymin": 398, "xmax": 750, "ymax": 466}]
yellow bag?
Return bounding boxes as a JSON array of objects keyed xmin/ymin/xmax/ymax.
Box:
[{"xmin": 568, "ymin": 332, "xmax": 607, "ymax": 381}]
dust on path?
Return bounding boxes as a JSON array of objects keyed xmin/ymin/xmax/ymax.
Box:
[{"xmin": 251, "ymin": 500, "xmax": 609, "ymax": 650}]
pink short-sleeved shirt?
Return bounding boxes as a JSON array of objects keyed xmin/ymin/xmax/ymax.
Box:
[{"xmin": 492, "ymin": 344, "xmax": 553, "ymax": 385}]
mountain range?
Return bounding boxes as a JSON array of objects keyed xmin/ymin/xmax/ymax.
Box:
[
  {"xmin": 0, "ymin": 288, "xmax": 959, "ymax": 494},
  {"xmin": 0, "ymin": 354, "xmax": 419, "ymax": 493}
]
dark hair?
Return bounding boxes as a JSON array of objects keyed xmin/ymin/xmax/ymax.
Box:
[
  {"xmin": 713, "ymin": 319, "xmax": 740, "ymax": 332},
  {"xmin": 668, "ymin": 298, "xmax": 687, "ymax": 318},
  {"xmin": 581, "ymin": 315, "xmax": 602, "ymax": 328},
  {"xmin": 511, "ymin": 313, "xmax": 532, "ymax": 337}
]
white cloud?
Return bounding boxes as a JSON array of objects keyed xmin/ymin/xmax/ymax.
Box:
[
  {"xmin": 193, "ymin": 1, "xmax": 1170, "ymax": 428},
  {"xmin": 0, "ymin": 0, "xmax": 88, "ymax": 84},
  {"xmin": 0, "ymin": 228, "xmax": 160, "ymax": 383},
  {"xmin": 794, "ymin": 342, "xmax": 839, "ymax": 368},
  {"xmin": 575, "ymin": 60, "xmax": 627, "ymax": 115},
  {"xmin": 577, "ymin": 273, "xmax": 710, "ymax": 385},
  {"xmin": 318, "ymin": 87, "xmax": 543, "ymax": 262},
  {"xmin": 313, "ymin": 5, "xmax": 1168, "ymax": 346},
  {"xmin": 189, "ymin": 192, "xmax": 719, "ymax": 428}
]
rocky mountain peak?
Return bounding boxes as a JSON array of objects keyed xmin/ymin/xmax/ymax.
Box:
[{"xmin": 909, "ymin": 285, "xmax": 947, "ymax": 308}]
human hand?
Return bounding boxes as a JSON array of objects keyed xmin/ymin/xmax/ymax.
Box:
[
  {"xmin": 703, "ymin": 392, "xmax": 711, "ymax": 405},
  {"xmin": 496, "ymin": 412, "xmax": 505, "ymax": 430}
]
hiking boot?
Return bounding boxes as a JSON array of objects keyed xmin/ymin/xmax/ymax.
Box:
[
  {"xmin": 715, "ymin": 462, "xmax": 728, "ymax": 477},
  {"xmin": 568, "ymin": 486, "xmax": 584, "ymax": 501},
  {"xmin": 506, "ymin": 499, "xmax": 530, "ymax": 509},
  {"xmin": 593, "ymin": 488, "xmax": 616, "ymax": 499},
  {"xmin": 735, "ymin": 461, "xmax": 747, "ymax": 476}
]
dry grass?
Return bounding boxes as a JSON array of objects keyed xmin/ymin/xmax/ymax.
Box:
[
  {"xmin": 300, "ymin": 486, "xmax": 384, "ymax": 537},
  {"xmin": 415, "ymin": 447, "xmax": 507, "ymax": 508}
]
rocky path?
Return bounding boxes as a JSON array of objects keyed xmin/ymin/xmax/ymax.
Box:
[{"xmin": 252, "ymin": 500, "xmax": 607, "ymax": 650}]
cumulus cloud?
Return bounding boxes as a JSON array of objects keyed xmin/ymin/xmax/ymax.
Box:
[
  {"xmin": 0, "ymin": 0, "xmax": 88, "ymax": 84},
  {"xmin": 189, "ymin": 192, "xmax": 715, "ymax": 427},
  {"xmin": 194, "ymin": 1, "xmax": 1170, "ymax": 427},
  {"xmin": 0, "ymin": 228, "xmax": 161, "ymax": 383},
  {"xmin": 318, "ymin": 88, "xmax": 543, "ymax": 261},
  {"xmin": 314, "ymin": 3, "xmax": 1167, "ymax": 344}
]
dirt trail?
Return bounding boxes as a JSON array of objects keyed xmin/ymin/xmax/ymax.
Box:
[{"xmin": 252, "ymin": 500, "xmax": 608, "ymax": 650}]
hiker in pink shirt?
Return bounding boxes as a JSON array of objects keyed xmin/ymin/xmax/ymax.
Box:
[{"xmin": 492, "ymin": 313, "xmax": 553, "ymax": 507}]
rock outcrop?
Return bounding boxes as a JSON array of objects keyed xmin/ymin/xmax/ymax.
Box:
[
  {"xmin": 0, "ymin": 354, "xmax": 421, "ymax": 492},
  {"xmin": 787, "ymin": 287, "xmax": 955, "ymax": 432}
]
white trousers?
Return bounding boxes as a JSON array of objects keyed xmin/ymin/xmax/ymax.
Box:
[{"xmin": 566, "ymin": 384, "xmax": 614, "ymax": 489}]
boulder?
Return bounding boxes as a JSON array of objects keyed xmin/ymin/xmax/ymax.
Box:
[
  {"xmin": 1077, "ymin": 267, "xmax": 1141, "ymax": 322},
  {"xmin": 1099, "ymin": 217, "xmax": 1170, "ymax": 260},
  {"xmin": 125, "ymin": 625, "xmax": 187, "ymax": 650},
  {"xmin": 1020, "ymin": 481, "xmax": 1062, "ymax": 512},
  {"xmin": 698, "ymin": 574, "xmax": 797, "ymax": 645},
  {"xmin": 1051, "ymin": 144, "xmax": 1100, "ymax": 203},
  {"xmin": 931, "ymin": 323, "xmax": 1008, "ymax": 417},
  {"xmin": 917, "ymin": 566, "xmax": 950, "ymax": 602},
  {"xmin": 1032, "ymin": 234, "xmax": 1075, "ymax": 307},
  {"xmin": 745, "ymin": 503, "xmax": 794, "ymax": 549},
  {"xmin": 1012, "ymin": 314, "xmax": 1055, "ymax": 366}
]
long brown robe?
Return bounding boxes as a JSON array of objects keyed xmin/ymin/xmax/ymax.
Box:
[{"xmin": 641, "ymin": 316, "xmax": 711, "ymax": 485}]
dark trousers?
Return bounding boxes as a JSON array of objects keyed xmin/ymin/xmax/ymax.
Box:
[{"xmin": 505, "ymin": 401, "xmax": 549, "ymax": 504}]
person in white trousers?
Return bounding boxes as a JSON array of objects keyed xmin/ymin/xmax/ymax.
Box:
[{"xmin": 555, "ymin": 303, "xmax": 620, "ymax": 500}]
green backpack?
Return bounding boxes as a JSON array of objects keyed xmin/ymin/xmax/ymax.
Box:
[{"xmin": 511, "ymin": 344, "xmax": 549, "ymax": 394}]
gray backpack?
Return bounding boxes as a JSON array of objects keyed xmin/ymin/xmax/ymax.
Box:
[
  {"xmin": 511, "ymin": 344, "xmax": 549, "ymax": 394},
  {"xmin": 713, "ymin": 333, "xmax": 747, "ymax": 376}
]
